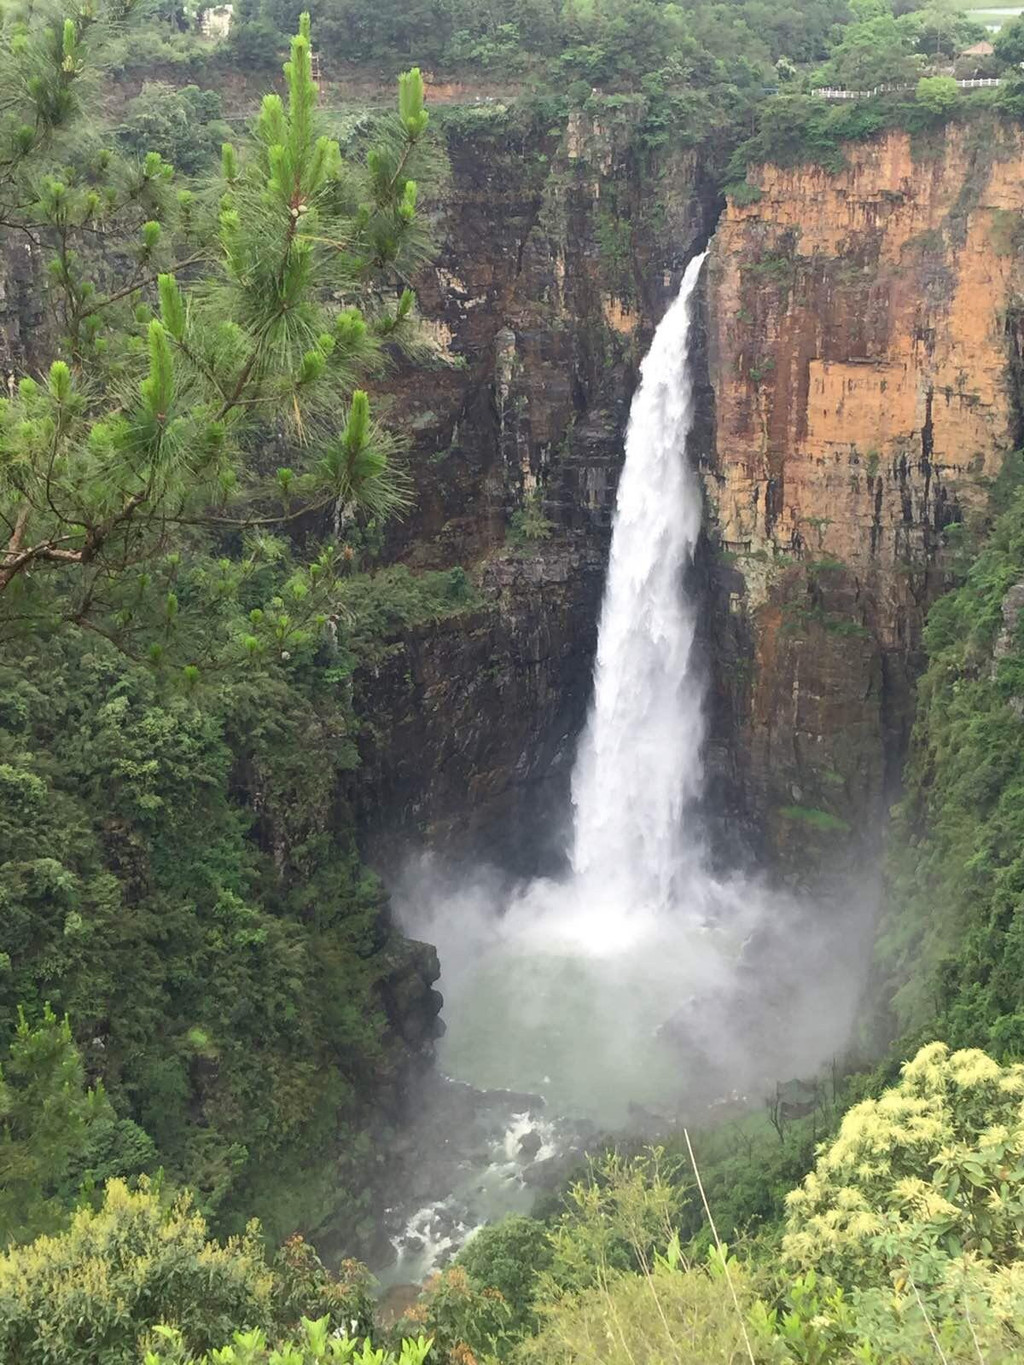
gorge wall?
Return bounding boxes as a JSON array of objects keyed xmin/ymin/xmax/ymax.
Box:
[
  {"xmin": 363, "ymin": 109, "xmax": 1024, "ymax": 887},
  {"xmin": 701, "ymin": 117, "xmax": 1024, "ymax": 876},
  {"xmin": 353, "ymin": 100, "xmax": 718, "ymax": 867},
  {"xmin": 11, "ymin": 86, "xmax": 1021, "ymax": 887}
]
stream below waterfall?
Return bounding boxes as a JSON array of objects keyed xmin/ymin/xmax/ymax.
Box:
[{"xmin": 378, "ymin": 250, "xmax": 868, "ymax": 1287}]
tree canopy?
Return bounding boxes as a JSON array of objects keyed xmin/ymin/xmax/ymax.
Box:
[
  {"xmin": 0, "ymin": 2, "xmax": 434, "ymax": 667},
  {"xmin": 0, "ymin": 0, "xmax": 455, "ymax": 1242}
]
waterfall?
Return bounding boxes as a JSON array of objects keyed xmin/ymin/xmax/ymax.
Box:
[
  {"xmin": 571, "ymin": 251, "xmax": 708, "ymax": 916},
  {"xmin": 394, "ymin": 241, "xmax": 867, "ymax": 1183}
]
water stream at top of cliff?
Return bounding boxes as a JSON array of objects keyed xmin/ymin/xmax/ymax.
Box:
[{"xmin": 383, "ymin": 251, "xmax": 868, "ymax": 1284}]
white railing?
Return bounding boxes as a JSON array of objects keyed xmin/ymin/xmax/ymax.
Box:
[{"xmin": 812, "ymin": 77, "xmax": 1003, "ymax": 99}]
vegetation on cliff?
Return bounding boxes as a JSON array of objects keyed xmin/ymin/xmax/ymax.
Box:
[
  {"xmin": 0, "ymin": 0, "xmax": 465, "ymax": 1253},
  {"xmin": 3, "ymin": 0, "xmax": 1024, "ymax": 1361},
  {"xmin": 108, "ymin": 0, "xmax": 1024, "ymax": 209},
  {"xmin": 878, "ymin": 456, "xmax": 1024, "ymax": 1056}
]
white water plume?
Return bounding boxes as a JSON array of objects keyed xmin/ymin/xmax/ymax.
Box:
[
  {"xmin": 397, "ymin": 249, "xmax": 873, "ymax": 1128},
  {"xmin": 567, "ymin": 251, "xmax": 707, "ymax": 936},
  {"xmin": 481, "ymin": 250, "xmax": 711, "ymax": 961}
]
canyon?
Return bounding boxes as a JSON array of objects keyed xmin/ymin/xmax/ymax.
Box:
[
  {"xmin": 6, "ymin": 93, "xmax": 1008, "ymax": 890},
  {"xmin": 356, "ymin": 105, "xmax": 1024, "ymax": 891},
  {"xmin": 3, "ymin": 85, "xmax": 1024, "ymax": 1260}
]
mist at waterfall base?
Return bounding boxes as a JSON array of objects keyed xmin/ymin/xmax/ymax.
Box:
[{"xmin": 395, "ymin": 252, "xmax": 876, "ymax": 1135}]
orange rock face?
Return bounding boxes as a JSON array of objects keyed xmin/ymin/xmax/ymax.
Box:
[{"xmin": 704, "ymin": 119, "xmax": 1024, "ymax": 867}]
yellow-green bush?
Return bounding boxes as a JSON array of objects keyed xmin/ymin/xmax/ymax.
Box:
[
  {"xmin": 143, "ymin": 1318, "xmax": 434, "ymax": 1364},
  {"xmin": 779, "ymin": 1042, "xmax": 1024, "ymax": 1360},
  {"xmin": 0, "ymin": 1179, "xmax": 274, "ymax": 1364},
  {"xmin": 513, "ymin": 1249, "xmax": 757, "ymax": 1365},
  {"xmin": 784, "ymin": 1042, "xmax": 1024, "ymax": 1288}
]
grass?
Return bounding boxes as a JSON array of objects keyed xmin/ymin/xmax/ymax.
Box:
[
  {"xmin": 779, "ymin": 805, "xmax": 852, "ymax": 834},
  {"xmin": 966, "ymin": 6, "xmax": 1022, "ymax": 27}
]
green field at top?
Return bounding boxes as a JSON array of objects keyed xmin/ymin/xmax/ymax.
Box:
[{"xmin": 967, "ymin": 6, "xmax": 1023, "ymax": 28}]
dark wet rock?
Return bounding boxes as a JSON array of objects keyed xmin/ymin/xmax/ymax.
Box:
[
  {"xmin": 626, "ymin": 1102, "xmax": 671, "ymax": 1134},
  {"xmin": 518, "ymin": 1129, "xmax": 543, "ymax": 1159},
  {"xmin": 349, "ymin": 108, "xmax": 718, "ymax": 878},
  {"xmin": 522, "ymin": 1151, "xmax": 583, "ymax": 1190}
]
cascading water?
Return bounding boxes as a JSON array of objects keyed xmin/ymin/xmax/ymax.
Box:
[
  {"xmin": 406, "ymin": 252, "xmax": 728, "ymax": 1122},
  {"xmin": 386, "ymin": 249, "xmax": 870, "ymax": 1281},
  {"xmin": 381, "ymin": 257, "xmax": 717, "ymax": 1283},
  {"xmin": 570, "ymin": 251, "xmax": 707, "ymax": 925}
]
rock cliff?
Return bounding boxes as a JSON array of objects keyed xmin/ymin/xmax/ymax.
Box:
[
  {"xmin": 701, "ymin": 117, "xmax": 1024, "ymax": 873},
  {"xmin": 356, "ymin": 99, "xmax": 718, "ymax": 866},
  {"xmin": 13, "ymin": 91, "xmax": 1019, "ymax": 885}
]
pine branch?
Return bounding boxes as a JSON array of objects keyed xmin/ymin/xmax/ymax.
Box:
[{"xmin": 75, "ymin": 252, "xmax": 206, "ymax": 324}]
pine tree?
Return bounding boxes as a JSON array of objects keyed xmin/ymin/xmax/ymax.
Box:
[
  {"xmin": 0, "ymin": 7, "xmax": 436, "ymax": 667},
  {"xmin": 0, "ymin": 1003, "xmax": 146, "ymax": 1245}
]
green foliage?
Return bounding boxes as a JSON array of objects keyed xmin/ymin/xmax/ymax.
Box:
[
  {"xmin": 779, "ymin": 805, "xmax": 852, "ymax": 833},
  {"xmin": 728, "ymin": 180, "xmax": 764, "ymax": 207},
  {"xmin": 400, "ymin": 1116, "xmax": 1024, "ymax": 1364},
  {"xmin": 541, "ymin": 1149, "xmax": 687, "ymax": 1296},
  {"xmin": 816, "ymin": 11, "xmax": 922, "ymax": 89},
  {"xmin": 0, "ymin": 1179, "xmax": 377, "ymax": 1363},
  {"xmin": 513, "ymin": 1245, "xmax": 759, "ymax": 1365},
  {"xmin": 0, "ymin": 7, "xmax": 459, "ymax": 1245},
  {"xmin": 417, "ymin": 1152, "xmax": 692, "ymax": 1362},
  {"xmin": 664, "ymin": 1111, "xmax": 857, "ymax": 1260},
  {"xmin": 166, "ymin": 0, "xmax": 856, "ymax": 149},
  {"xmin": 119, "ymin": 84, "xmax": 230, "ymax": 175},
  {"xmin": 994, "ymin": 13, "xmax": 1024, "ymax": 66},
  {"xmin": 916, "ymin": 74, "xmax": 959, "ymax": 115},
  {"xmin": 268, "ymin": 1238, "xmax": 376, "ymax": 1340},
  {"xmin": 418, "ymin": 1264, "xmax": 516, "ymax": 1362},
  {"xmin": 0, "ymin": 1004, "xmax": 154, "ymax": 1247},
  {"xmin": 145, "ymin": 1322, "xmax": 434, "ymax": 1365},
  {"xmin": 507, "ymin": 491, "xmax": 554, "ymax": 547},
  {"xmin": 878, "ymin": 464, "xmax": 1024, "ymax": 1048},
  {"xmin": 456, "ymin": 1217, "xmax": 553, "ymax": 1336},
  {"xmin": 778, "ymin": 1043, "xmax": 1024, "ymax": 1362},
  {"xmin": 0, "ymin": 11, "xmax": 436, "ymax": 656},
  {"xmin": 785, "ymin": 1043, "xmax": 1024, "ymax": 1285},
  {"xmin": 0, "ymin": 1179, "xmax": 276, "ymax": 1363},
  {"xmin": 721, "ymin": 0, "xmax": 995, "ymax": 182},
  {"xmin": 486, "ymin": 1115, "xmax": 1024, "ymax": 1364},
  {"xmin": 417, "ymin": 1216, "xmax": 553, "ymax": 1360},
  {"xmin": 0, "ymin": 548, "xmax": 473, "ymax": 1230}
]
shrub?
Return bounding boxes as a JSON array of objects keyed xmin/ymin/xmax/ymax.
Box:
[
  {"xmin": 514, "ymin": 1244, "xmax": 757, "ymax": 1365},
  {"xmin": 878, "ymin": 467, "xmax": 1024, "ymax": 1045},
  {"xmin": 915, "ymin": 75, "xmax": 959, "ymax": 116},
  {"xmin": 784, "ymin": 1042, "xmax": 1024, "ymax": 1291},
  {"xmin": 0, "ymin": 1180, "xmax": 275, "ymax": 1363},
  {"xmin": 0, "ymin": 1004, "xmax": 154, "ymax": 1248},
  {"xmin": 456, "ymin": 1216, "xmax": 553, "ymax": 1334},
  {"xmin": 118, "ymin": 84, "xmax": 230, "ymax": 175},
  {"xmin": 0, "ymin": 1179, "xmax": 375, "ymax": 1363},
  {"xmin": 417, "ymin": 1264, "xmax": 514, "ymax": 1362},
  {"xmin": 144, "ymin": 1320, "xmax": 434, "ymax": 1364},
  {"xmin": 508, "ymin": 492, "xmax": 554, "ymax": 546},
  {"xmin": 727, "ymin": 180, "xmax": 763, "ymax": 207}
]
